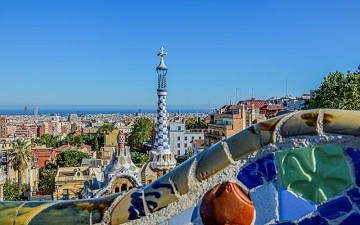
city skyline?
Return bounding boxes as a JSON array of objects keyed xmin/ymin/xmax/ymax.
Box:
[{"xmin": 1, "ymin": 1, "xmax": 359, "ymax": 106}]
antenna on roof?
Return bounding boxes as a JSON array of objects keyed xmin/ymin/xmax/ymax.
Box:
[{"xmin": 286, "ymin": 75, "xmax": 288, "ymax": 97}]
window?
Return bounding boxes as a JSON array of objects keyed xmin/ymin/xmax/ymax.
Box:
[
  {"xmin": 177, "ymin": 136, "xmax": 180, "ymax": 141},
  {"xmin": 63, "ymin": 189, "xmax": 69, "ymax": 200},
  {"xmin": 199, "ymin": 136, "xmax": 202, "ymax": 139},
  {"xmin": 184, "ymin": 143, "xmax": 187, "ymax": 148},
  {"xmin": 178, "ymin": 150, "xmax": 180, "ymax": 155},
  {"xmin": 185, "ymin": 136, "xmax": 187, "ymax": 141},
  {"xmin": 177, "ymin": 143, "xmax": 180, "ymax": 148},
  {"xmin": 178, "ymin": 126, "xmax": 181, "ymax": 130}
]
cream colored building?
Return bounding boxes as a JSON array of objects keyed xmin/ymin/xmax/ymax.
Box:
[
  {"xmin": 54, "ymin": 166, "xmax": 100, "ymax": 200},
  {"xmin": 0, "ymin": 167, "xmax": 5, "ymax": 201}
]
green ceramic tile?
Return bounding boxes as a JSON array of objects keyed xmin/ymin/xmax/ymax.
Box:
[{"xmin": 276, "ymin": 144, "xmax": 352, "ymax": 204}]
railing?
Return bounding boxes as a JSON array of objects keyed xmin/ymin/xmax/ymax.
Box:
[{"xmin": 55, "ymin": 175, "xmax": 92, "ymax": 182}]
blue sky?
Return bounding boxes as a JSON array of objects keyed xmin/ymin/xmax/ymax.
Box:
[{"xmin": 0, "ymin": 1, "xmax": 359, "ymax": 108}]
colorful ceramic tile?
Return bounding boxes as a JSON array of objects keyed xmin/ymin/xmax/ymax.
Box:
[
  {"xmin": 298, "ymin": 215, "xmax": 328, "ymax": 225},
  {"xmin": 278, "ymin": 187, "xmax": 316, "ymax": 221},
  {"xmin": 250, "ymin": 182, "xmax": 277, "ymax": 225},
  {"xmin": 111, "ymin": 189, "xmax": 148, "ymax": 224},
  {"xmin": 0, "ymin": 201, "xmax": 25, "ymax": 225},
  {"xmin": 143, "ymin": 175, "xmax": 178, "ymax": 213},
  {"xmin": 347, "ymin": 188, "xmax": 360, "ymax": 209},
  {"xmin": 237, "ymin": 153, "xmax": 276, "ymax": 189},
  {"xmin": 345, "ymin": 147, "xmax": 360, "ymax": 186},
  {"xmin": 15, "ymin": 201, "xmax": 55, "ymax": 225},
  {"xmin": 200, "ymin": 182, "xmax": 255, "ymax": 225},
  {"xmin": 29, "ymin": 193, "xmax": 120, "ymax": 225},
  {"xmin": 340, "ymin": 211, "xmax": 360, "ymax": 225},
  {"xmin": 318, "ymin": 196, "xmax": 352, "ymax": 220},
  {"xmin": 276, "ymin": 144, "xmax": 352, "ymax": 204}
]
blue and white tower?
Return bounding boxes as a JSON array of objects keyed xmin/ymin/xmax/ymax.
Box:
[{"xmin": 150, "ymin": 47, "xmax": 176, "ymax": 171}]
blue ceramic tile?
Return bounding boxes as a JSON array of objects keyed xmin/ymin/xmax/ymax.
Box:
[
  {"xmin": 191, "ymin": 201, "xmax": 202, "ymax": 224},
  {"xmin": 278, "ymin": 187, "xmax": 316, "ymax": 221},
  {"xmin": 345, "ymin": 148, "xmax": 360, "ymax": 186},
  {"xmin": 250, "ymin": 182, "xmax": 277, "ymax": 225},
  {"xmin": 270, "ymin": 222, "xmax": 294, "ymax": 225},
  {"xmin": 347, "ymin": 188, "xmax": 360, "ymax": 209},
  {"xmin": 318, "ymin": 196, "xmax": 352, "ymax": 220},
  {"xmin": 237, "ymin": 153, "xmax": 276, "ymax": 189},
  {"xmin": 340, "ymin": 211, "xmax": 360, "ymax": 225},
  {"xmin": 299, "ymin": 215, "xmax": 328, "ymax": 225},
  {"xmin": 169, "ymin": 207, "xmax": 194, "ymax": 225}
]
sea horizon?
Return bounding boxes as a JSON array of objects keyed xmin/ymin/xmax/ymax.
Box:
[{"xmin": 0, "ymin": 105, "xmax": 214, "ymax": 115}]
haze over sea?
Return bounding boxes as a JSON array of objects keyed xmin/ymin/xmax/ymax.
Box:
[{"xmin": 0, "ymin": 105, "xmax": 212, "ymax": 115}]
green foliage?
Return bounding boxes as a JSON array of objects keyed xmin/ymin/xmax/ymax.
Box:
[
  {"xmin": 38, "ymin": 134, "xmax": 60, "ymax": 148},
  {"xmin": 185, "ymin": 117, "xmax": 207, "ymax": 129},
  {"xmin": 128, "ymin": 118, "xmax": 155, "ymax": 148},
  {"xmin": 3, "ymin": 182, "xmax": 20, "ymax": 201},
  {"xmin": 176, "ymin": 156, "xmax": 188, "ymax": 165},
  {"xmin": 38, "ymin": 163, "xmax": 57, "ymax": 192},
  {"xmin": 8, "ymin": 139, "xmax": 33, "ymax": 187},
  {"xmin": 56, "ymin": 150, "xmax": 89, "ymax": 167},
  {"xmin": 304, "ymin": 69, "xmax": 360, "ymax": 110},
  {"xmin": 97, "ymin": 124, "xmax": 114, "ymax": 135},
  {"xmin": 131, "ymin": 151, "xmax": 149, "ymax": 168}
]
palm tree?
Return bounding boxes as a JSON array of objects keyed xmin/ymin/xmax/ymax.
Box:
[{"xmin": 8, "ymin": 139, "xmax": 33, "ymax": 188}]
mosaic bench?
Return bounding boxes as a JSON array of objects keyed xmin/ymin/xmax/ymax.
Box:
[{"xmin": 0, "ymin": 109, "xmax": 359, "ymax": 225}]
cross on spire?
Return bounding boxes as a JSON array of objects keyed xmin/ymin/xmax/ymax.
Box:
[{"xmin": 157, "ymin": 47, "xmax": 167, "ymax": 57}]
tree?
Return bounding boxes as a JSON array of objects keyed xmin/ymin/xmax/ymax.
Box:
[
  {"xmin": 8, "ymin": 139, "xmax": 32, "ymax": 188},
  {"xmin": 186, "ymin": 117, "xmax": 207, "ymax": 129},
  {"xmin": 131, "ymin": 152, "xmax": 149, "ymax": 168},
  {"xmin": 38, "ymin": 163, "xmax": 57, "ymax": 192},
  {"xmin": 128, "ymin": 118, "xmax": 155, "ymax": 149},
  {"xmin": 56, "ymin": 150, "xmax": 89, "ymax": 167},
  {"xmin": 94, "ymin": 135, "xmax": 100, "ymax": 159},
  {"xmin": 304, "ymin": 69, "xmax": 360, "ymax": 110},
  {"xmin": 97, "ymin": 124, "xmax": 114, "ymax": 135},
  {"xmin": 39, "ymin": 134, "xmax": 60, "ymax": 148},
  {"xmin": 3, "ymin": 182, "xmax": 20, "ymax": 201}
]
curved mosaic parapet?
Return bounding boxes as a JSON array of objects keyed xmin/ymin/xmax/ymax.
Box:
[{"xmin": 0, "ymin": 109, "xmax": 359, "ymax": 225}]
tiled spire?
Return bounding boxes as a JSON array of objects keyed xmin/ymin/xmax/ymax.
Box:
[{"xmin": 150, "ymin": 47, "xmax": 176, "ymax": 171}]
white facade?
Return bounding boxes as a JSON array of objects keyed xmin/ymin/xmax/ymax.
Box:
[
  {"xmin": 268, "ymin": 96, "xmax": 307, "ymax": 111},
  {"xmin": 169, "ymin": 123, "xmax": 205, "ymax": 156}
]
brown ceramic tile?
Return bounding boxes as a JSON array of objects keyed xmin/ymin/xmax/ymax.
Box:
[{"xmin": 200, "ymin": 182, "xmax": 255, "ymax": 225}]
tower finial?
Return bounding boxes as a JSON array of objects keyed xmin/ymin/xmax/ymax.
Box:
[{"xmin": 157, "ymin": 47, "xmax": 167, "ymax": 57}]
